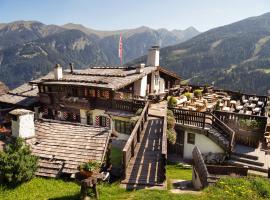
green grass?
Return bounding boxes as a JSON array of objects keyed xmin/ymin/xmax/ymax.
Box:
[
  {"xmin": 202, "ymin": 176, "xmax": 270, "ymax": 200},
  {"xmin": 1, "ymin": 168, "xmax": 270, "ymax": 200},
  {"xmin": 166, "ymin": 162, "xmax": 192, "ymax": 181},
  {"xmin": 0, "ymin": 178, "xmax": 196, "ymax": 200},
  {"xmin": 110, "ymin": 147, "xmax": 123, "ymax": 167},
  {"xmin": 0, "ymin": 177, "xmax": 80, "ymax": 200}
]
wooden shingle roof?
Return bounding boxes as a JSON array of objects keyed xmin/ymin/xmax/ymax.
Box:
[
  {"xmin": 31, "ymin": 119, "xmax": 111, "ymax": 178},
  {"xmin": 30, "ymin": 65, "xmax": 180, "ymax": 90},
  {"xmin": 31, "ymin": 66, "xmax": 157, "ymax": 90},
  {"xmin": 0, "ymin": 84, "xmax": 38, "ymax": 107}
]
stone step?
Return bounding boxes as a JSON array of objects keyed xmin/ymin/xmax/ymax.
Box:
[
  {"xmin": 230, "ymin": 155, "xmax": 264, "ymax": 167},
  {"xmin": 228, "ymin": 160, "xmax": 268, "ymax": 173},
  {"xmin": 231, "ymin": 151, "xmax": 259, "ymax": 161}
]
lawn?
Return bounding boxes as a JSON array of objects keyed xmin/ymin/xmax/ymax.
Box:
[
  {"xmin": 1, "ymin": 163, "xmax": 270, "ymax": 200},
  {"xmin": 0, "ymin": 178, "xmax": 80, "ymax": 200},
  {"xmin": 166, "ymin": 161, "xmax": 193, "ymax": 189},
  {"xmin": 166, "ymin": 162, "xmax": 192, "ymax": 181},
  {"xmin": 0, "ymin": 178, "xmax": 195, "ymax": 200}
]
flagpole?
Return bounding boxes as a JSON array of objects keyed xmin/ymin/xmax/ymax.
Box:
[{"xmin": 119, "ymin": 33, "xmax": 123, "ymax": 65}]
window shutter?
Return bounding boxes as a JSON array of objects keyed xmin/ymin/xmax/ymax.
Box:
[
  {"xmin": 106, "ymin": 117, "xmax": 110, "ymax": 128},
  {"xmin": 63, "ymin": 112, "xmax": 68, "ymax": 120},
  {"xmin": 95, "ymin": 116, "xmax": 100, "ymax": 126}
]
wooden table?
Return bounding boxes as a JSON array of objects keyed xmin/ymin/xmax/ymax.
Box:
[{"xmin": 76, "ymin": 172, "xmax": 103, "ymax": 200}]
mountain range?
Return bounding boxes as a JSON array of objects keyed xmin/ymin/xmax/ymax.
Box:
[
  {"xmin": 0, "ymin": 21, "xmax": 199, "ymax": 88},
  {"xmin": 132, "ymin": 12, "xmax": 270, "ymax": 95},
  {"xmin": 2, "ymin": 12, "xmax": 270, "ymax": 95}
]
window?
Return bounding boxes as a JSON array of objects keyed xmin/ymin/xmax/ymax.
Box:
[
  {"xmin": 114, "ymin": 120, "xmax": 132, "ymax": 135},
  {"xmin": 39, "ymin": 86, "xmax": 44, "ymax": 93},
  {"xmin": 187, "ymin": 133, "xmax": 195, "ymax": 144},
  {"xmin": 87, "ymin": 112, "xmax": 93, "ymax": 125},
  {"xmin": 100, "ymin": 116, "xmax": 107, "ymax": 127},
  {"xmin": 71, "ymin": 88, "xmax": 78, "ymax": 96},
  {"xmin": 84, "ymin": 88, "xmax": 88, "ymax": 97},
  {"xmin": 154, "ymin": 75, "xmax": 159, "ymax": 85},
  {"xmin": 89, "ymin": 89, "xmax": 96, "ymax": 97},
  {"xmin": 101, "ymin": 90, "xmax": 110, "ymax": 99}
]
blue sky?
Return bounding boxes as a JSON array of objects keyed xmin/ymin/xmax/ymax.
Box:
[{"xmin": 0, "ymin": 0, "xmax": 269, "ymax": 31}]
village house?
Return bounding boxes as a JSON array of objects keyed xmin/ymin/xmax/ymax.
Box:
[
  {"xmin": 0, "ymin": 45, "xmax": 270, "ymax": 188},
  {"xmin": 27, "ymin": 46, "xmax": 180, "ymax": 140}
]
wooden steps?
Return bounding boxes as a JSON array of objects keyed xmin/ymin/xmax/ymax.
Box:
[{"xmin": 121, "ymin": 117, "xmax": 165, "ymax": 187}]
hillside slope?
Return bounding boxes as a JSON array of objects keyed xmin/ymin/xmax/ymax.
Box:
[
  {"xmin": 0, "ymin": 21, "xmax": 199, "ymax": 88},
  {"xmin": 132, "ymin": 12, "xmax": 270, "ymax": 95}
]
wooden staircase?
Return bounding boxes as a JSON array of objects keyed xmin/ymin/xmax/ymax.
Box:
[{"xmin": 121, "ymin": 117, "xmax": 165, "ymax": 187}]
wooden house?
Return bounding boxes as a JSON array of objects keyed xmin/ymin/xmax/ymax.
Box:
[{"xmin": 28, "ymin": 46, "xmax": 180, "ymax": 139}]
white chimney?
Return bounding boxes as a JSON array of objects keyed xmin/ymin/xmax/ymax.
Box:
[
  {"xmin": 146, "ymin": 46, "xmax": 160, "ymax": 66},
  {"xmin": 136, "ymin": 63, "xmax": 145, "ymax": 73},
  {"xmin": 9, "ymin": 109, "xmax": 35, "ymax": 139},
  {"xmin": 54, "ymin": 64, "xmax": 63, "ymax": 80}
]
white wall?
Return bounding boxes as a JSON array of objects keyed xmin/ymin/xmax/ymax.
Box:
[
  {"xmin": 183, "ymin": 131, "xmax": 224, "ymax": 159},
  {"xmin": 12, "ymin": 114, "xmax": 35, "ymax": 138},
  {"xmin": 159, "ymin": 78, "xmax": 165, "ymax": 93},
  {"xmin": 80, "ymin": 109, "xmax": 87, "ymax": 124},
  {"xmin": 79, "ymin": 108, "xmax": 132, "ymax": 141},
  {"xmin": 150, "ymin": 71, "xmax": 160, "ymax": 93},
  {"xmin": 134, "ymin": 75, "xmax": 147, "ymax": 97}
]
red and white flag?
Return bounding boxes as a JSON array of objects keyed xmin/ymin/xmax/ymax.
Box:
[{"xmin": 118, "ymin": 33, "xmax": 123, "ymax": 65}]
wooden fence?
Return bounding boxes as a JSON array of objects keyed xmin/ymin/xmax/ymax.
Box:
[
  {"xmin": 88, "ymin": 98, "xmax": 146, "ymax": 113},
  {"xmin": 122, "ymin": 101, "xmax": 149, "ymax": 179},
  {"xmin": 161, "ymin": 107, "xmax": 168, "ymax": 182},
  {"xmin": 171, "ymin": 108, "xmax": 235, "ymax": 152},
  {"xmin": 209, "ymin": 113, "xmax": 236, "ymax": 152},
  {"xmin": 170, "ymin": 108, "xmax": 206, "ymax": 129},
  {"xmin": 213, "ymin": 110, "xmax": 267, "ymax": 147}
]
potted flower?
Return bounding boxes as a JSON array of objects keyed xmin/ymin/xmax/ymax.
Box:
[{"xmin": 79, "ymin": 160, "xmax": 100, "ymax": 178}]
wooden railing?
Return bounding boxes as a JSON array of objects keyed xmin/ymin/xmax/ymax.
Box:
[
  {"xmin": 171, "ymin": 108, "xmax": 235, "ymax": 152},
  {"xmin": 122, "ymin": 101, "xmax": 149, "ymax": 178},
  {"xmin": 213, "ymin": 110, "xmax": 267, "ymax": 147},
  {"xmin": 209, "ymin": 113, "xmax": 235, "ymax": 152},
  {"xmin": 161, "ymin": 107, "xmax": 168, "ymax": 182},
  {"xmin": 170, "ymin": 108, "xmax": 206, "ymax": 129},
  {"xmin": 89, "ymin": 98, "xmax": 146, "ymax": 113}
]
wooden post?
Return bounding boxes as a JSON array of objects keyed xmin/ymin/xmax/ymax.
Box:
[
  {"xmin": 131, "ymin": 140, "xmax": 134, "ymax": 157},
  {"xmin": 137, "ymin": 128, "xmax": 140, "ymax": 143}
]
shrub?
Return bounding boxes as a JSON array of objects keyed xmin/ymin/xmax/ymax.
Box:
[
  {"xmin": 167, "ymin": 110, "xmax": 174, "ymax": 118},
  {"xmin": 135, "ymin": 108, "xmax": 143, "ymax": 116},
  {"xmin": 239, "ymin": 119, "xmax": 262, "ymax": 129},
  {"xmin": 183, "ymin": 92, "xmax": 192, "ymax": 100},
  {"xmin": 194, "ymin": 89, "xmax": 202, "ymax": 98},
  {"xmin": 214, "ymin": 100, "xmax": 221, "ymax": 111},
  {"xmin": 0, "ymin": 137, "xmax": 38, "ymax": 185},
  {"xmin": 167, "ymin": 116, "xmax": 176, "ymax": 129},
  {"xmin": 167, "ymin": 129, "xmax": 176, "ymax": 145},
  {"xmin": 79, "ymin": 160, "xmax": 100, "ymax": 172},
  {"xmin": 130, "ymin": 116, "xmax": 140, "ymax": 126},
  {"xmin": 167, "ymin": 96, "xmax": 177, "ymax": 108}
]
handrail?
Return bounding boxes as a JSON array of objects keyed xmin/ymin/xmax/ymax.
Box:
[
  {"xmin": 171, "ymin": 108, "xmax": 236, "ymax": 152},
  {"xmin": 122, "ymin": 101, "xmax": 149, "ymax": 177},
  {"xmin": 161, "ymin": 107, "xmax": 168, "ymax": 183},
  {"xmin": 161, "ymin": 109, "xmax": 167, "ymax": 156},
  {"xmin": 209, "ymin": 112, "xmax": 235, "ymax": 152}
]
